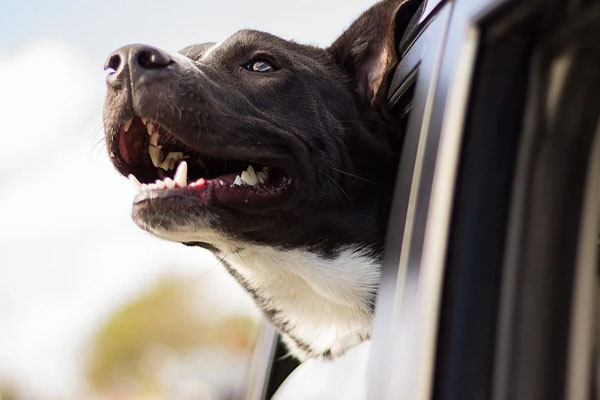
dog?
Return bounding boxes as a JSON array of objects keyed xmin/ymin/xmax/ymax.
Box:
[{"xmin": 103, "ymin": 0, "xmax": 415, "ymax": 361}]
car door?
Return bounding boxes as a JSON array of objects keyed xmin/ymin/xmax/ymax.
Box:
[{"xmin": 246, "ymin": 0, "xmax": 600, "ymax": 399}]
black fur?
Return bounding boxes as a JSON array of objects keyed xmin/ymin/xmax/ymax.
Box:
[{"xmin": 103, "ymin": 0, "xmax": 416, "ymax": 357}]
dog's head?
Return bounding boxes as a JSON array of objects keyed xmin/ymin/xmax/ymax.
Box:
[{"xmin": 103, "ymin": 0, "xmax": 415, "ymax": 256}]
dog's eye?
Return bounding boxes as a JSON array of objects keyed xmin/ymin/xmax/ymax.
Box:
[{"xmin": 246, "ymin": 59, "xmax": 275, "ymax": 73}]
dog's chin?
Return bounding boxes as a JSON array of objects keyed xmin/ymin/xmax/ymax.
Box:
[
  {"xmin": 130, "ymin": 187, "xmax": 291, "ymax": 246},
  {"xmin": 133, "ymin": 214, "xmax": 225, "ymax": 247}
]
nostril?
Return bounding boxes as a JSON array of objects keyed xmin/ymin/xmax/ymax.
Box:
[
  {"xmin": 137, "ymin": 49, "xmax": 171, "ymax": 70},
  {"xmin": 104, "ymin": 45, "xmax": 172, "ymax": 89},
  {"xmin": 104, "ymin": 54, "xmax": 122, "ymax": 73}
]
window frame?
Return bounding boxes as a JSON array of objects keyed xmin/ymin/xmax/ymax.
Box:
[{"xmin": 244, "ymin": 0, "xmax": 600, "ymax": 399}]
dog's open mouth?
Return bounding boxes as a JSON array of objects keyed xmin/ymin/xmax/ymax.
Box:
[{"xmin": 115, "ymin": 116, "xmax": 294, "ymax": 209}]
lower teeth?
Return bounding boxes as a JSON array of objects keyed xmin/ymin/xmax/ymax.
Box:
[{"xmin": 130, "ymin": 163, "xmax": 272, "ymax": 194}]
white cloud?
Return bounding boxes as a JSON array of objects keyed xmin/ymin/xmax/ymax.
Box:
[
  {"xmin": 0, "ymin": 41, "xmax": 96, "ymax": 167},
  {"xmin": 0, "ymin": 41, "xmax": 257, "ymax": 400}
]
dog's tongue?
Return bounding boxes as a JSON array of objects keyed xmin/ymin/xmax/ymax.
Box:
[
  {"xmin": 118, "ymin": 117, "xmax": 153, "ymax": 168},
  {"xmin": 209, "ymin": 176, "xmax": 293, "ymax": 209},
  {"xmin": 186, "ymin": 170, "xmax": 293, "ymax": 209}
]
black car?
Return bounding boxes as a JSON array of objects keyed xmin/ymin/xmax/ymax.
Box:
[{"xmin": 246, "ymin": 0, "xmax": 600, "ymax": 398}]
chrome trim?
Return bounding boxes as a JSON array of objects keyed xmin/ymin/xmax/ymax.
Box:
[
  {"xmin": 564, "ymin": 117, "xmax": 600, "ymax": 400},
  {"xmin": 244, "ymin": 324, "xmax": 279, "ymax": 400},
  {"xmin": 412, "ymin": 24, "xmax": 479, "ymax": 400},
  {"xmin": 419, "ymin": 0, "xmax": 446, "ymax": 24},
  {"xmin": 367, "ymin": 4, "xmax": 453, "ymax": 399}
]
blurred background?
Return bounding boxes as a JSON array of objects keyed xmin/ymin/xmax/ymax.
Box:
[{"xmin": 0, "ymin": 1, "xmax": 375, "ymax": 399}]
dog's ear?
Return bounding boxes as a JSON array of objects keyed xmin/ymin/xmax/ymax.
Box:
[{"xmin": 328, "ymin": 0, "xmax": 417, "ymax": 108}]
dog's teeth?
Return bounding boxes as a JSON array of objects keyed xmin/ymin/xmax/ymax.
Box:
[
  {"xmin": 141, "ymin": 184, "xmax": 148, "ymax": 192},
  {"xmin": 141, "ymin": 118, "xmax": 148, "ymax": 125},
  {"xmin": 159, "ymin": 159, "xmax": 171, "ymax": 171},
  {"xmin": 129, "ymin": 174, "xmax": 142, "ymax": 192},
  {"xmin": 159, "ymin": 152, "xmax": 185, "ymax": 171},
  {"xmin": 261, "ymin": 167, "xmax": 271, "ymax": 179},
  {"xmin": 241, "ymin": 167, "xmax": 258, "ymax": 186},
  {"xmin": 233, "ymin": 175, "xmax": 243, "ymax": 186},
  {"xmin": 219, "ymin": 180, "xmax": 225, "ymax": 186},
  {"xmin": 240, "ymin": 171, "xmax": 251, "ymax": 185},
  {"xmin": 167, "ymin": 152, "xmax": 184, "ymax": 162},
  {"xmin": 150, "ymin": 132, "xmax": 160, "ymax": 146},
  {"xmin": 247, "ymin": 165, "xmax": 258, "ymax": 180},
  {"xmin": 147, "ymin": 122, "xmax": 157, "ymax": 136},
  {"xmin": 155, "ymin": 180, "xmax": 166, "ymax": 190},
  {"xmin": 123, "ymin": 118, "xmax": 133, "ymax": 133},
  {"xmin": 257, "ymin": 171, "xmax": 266, "ymax": 184},
  {"xmin": 149, "ymin": 145, "xmax": 164, "ymax": 167},
  {"xmin": 174, "ymin": 161, "xmax": 188, "ymax": 188},
  {"xmin": 164, "ymin": 177, "xmax": 175, "ymax": 189},
  {"xmin": 149, "ymin": 123, "xmax": 161, "ymax": 137}
]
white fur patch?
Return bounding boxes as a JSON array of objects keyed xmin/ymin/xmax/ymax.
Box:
[
  {"xmin": 146, "ymin": 224, "xmax": 380, "ymax": 359},
  {"xmin": 224, "ymin": 243, "xmax": 380, "ymax": 359}
]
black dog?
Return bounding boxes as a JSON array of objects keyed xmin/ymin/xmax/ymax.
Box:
[{"xmin": 103, "ymin": 0, "xmax": 413, "ymax": 360}]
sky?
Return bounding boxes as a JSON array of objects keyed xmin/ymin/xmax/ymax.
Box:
[{"xmin": 0, "ymin": 1, "xmax": 377, "ymax": 398}]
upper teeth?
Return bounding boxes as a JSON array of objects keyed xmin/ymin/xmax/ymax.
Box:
[
  {"xmin": 150, "ymin": 132, "xmax": 160, "ymax": 146},
  {"xmin": 127, "ymin": 117, "xmax": 273, "ymax": 193},
  {"xmin": 233, "ymin": 165, "xmax": 270, "ymax": 187},
  {"xmin": 148, "ymin": 145, "xmax": 164, "ymax": 168},
  {"xmin": 147, "ymin": 122, "xmax": 159, "ymax": 137},
  {"xmin": 160, "ymin": 152, "xmax": 185, "ymax": 171},
  {"xmin": 123, "ymin": 118, "xmax": 133, "ymax": 133},
  {"xmin": 139, "ymin": 121, "xmax": 186, "ymax": 171},
  {"xmin": 129, "ymin": 174, "xmax": 141, "ymax": 190}
]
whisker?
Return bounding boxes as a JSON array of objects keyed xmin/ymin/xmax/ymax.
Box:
[
  {"xmin": 329, "ymin": 167, "xmax": 376, "ymax": 184},
  {"xmin": 326, "ymin": 174, "xmax": 352, "ymax": 203},
  {"xmin": 92, "ymin": 137, "xmax": 107, "ymax": 154},
  {"xmin": 193, "ymin": 251, "xmax": 230, "ymax": 283},
  {"xmin": 89, "ymin": 125, "xmax": 109, "ymax": 157}
]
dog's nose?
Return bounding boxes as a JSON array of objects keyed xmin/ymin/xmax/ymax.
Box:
[{"xmin": 104, "ymin": 44, "xmax": 172, "ymax": 89}]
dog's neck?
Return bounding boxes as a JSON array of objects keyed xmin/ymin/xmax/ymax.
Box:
[{"xmin": 215, "ymin": 243, "xmax": 381, "ymax": 360}]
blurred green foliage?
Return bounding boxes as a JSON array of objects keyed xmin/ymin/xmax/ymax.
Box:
[
  {"xmin": 85, "ymin": 276, "xmax": 256, "ymax": 394},
  {"xmin": 0, "ymin": 384, "xmax": 19, "ymax": 400}
]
